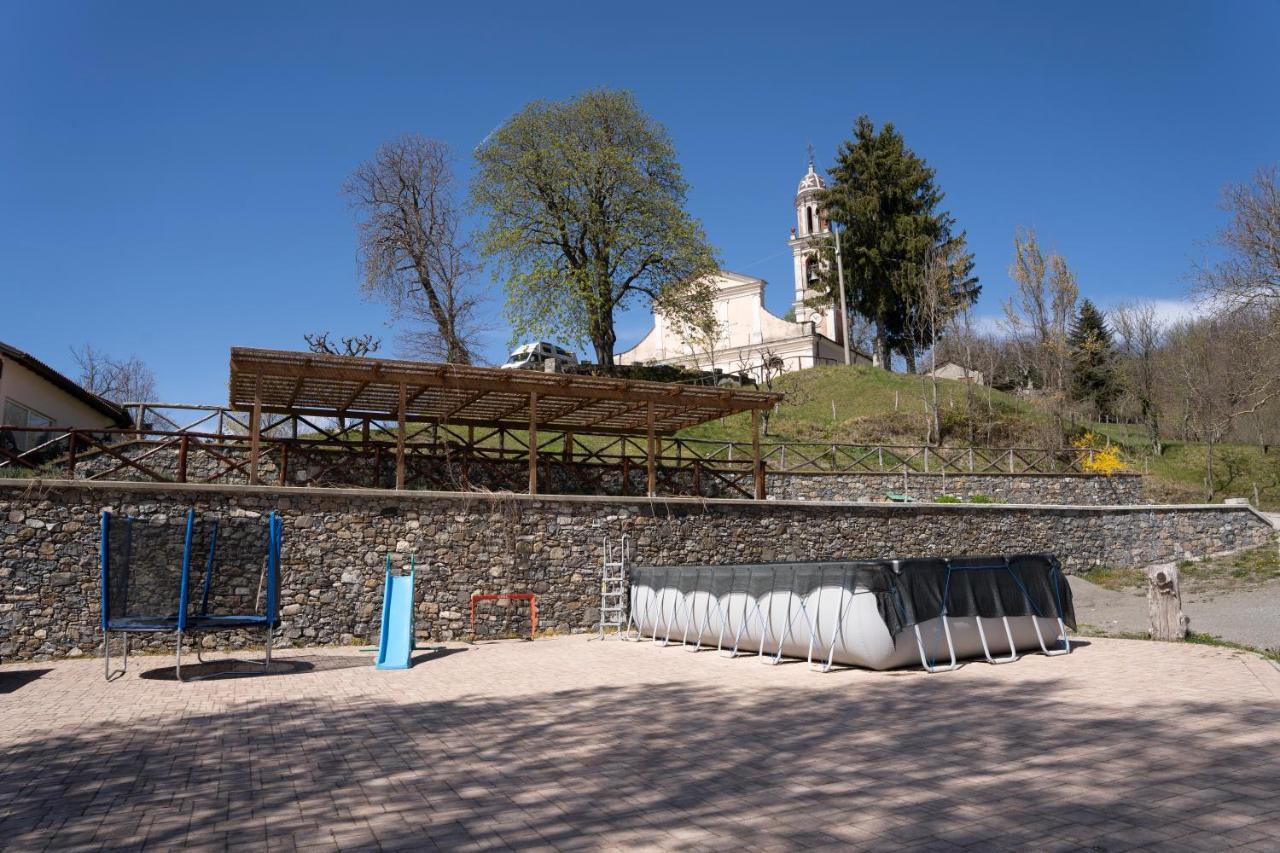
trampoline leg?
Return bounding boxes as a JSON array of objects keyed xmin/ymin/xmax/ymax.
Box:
[
  {"xmin": 104, "ymin": 631, "xmax": 129, "ymax": 681},
  {"xmin": 1033, "ymin": 617, "xmax": 1071, "ymax": 656}
]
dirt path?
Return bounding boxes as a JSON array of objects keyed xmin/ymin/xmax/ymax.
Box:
[{"xmin": 1071, "ymin": 574, "xmax": 1280, "ymax": 652}]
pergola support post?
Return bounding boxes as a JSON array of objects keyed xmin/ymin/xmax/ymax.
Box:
[
  {"xmin": 528, "ymin": 393, "xmax": 539, "ymax": 495},
  {"xmin": 752, "ymin": 409, "xmax": 765, "ymax": 500},
  {"xmin": 646, "ymin": 402, "xmax": 656, "ymax": 497},
  {"xmin": 249, "ymin": 376, "xmax": 262, "ymax": 485},
  {"xmin": 395, "ymin": 382, "xmax": 407, "ymax": 490}
]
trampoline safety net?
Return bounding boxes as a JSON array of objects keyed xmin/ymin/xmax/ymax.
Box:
[{"xmin": 101, "ymin": 510, "xmax": 281, "ymax": 630}]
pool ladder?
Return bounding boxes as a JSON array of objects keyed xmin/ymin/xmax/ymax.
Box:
[{"xmin": 597, "ymin": 534, "xmax": 630, "ymax": 640}]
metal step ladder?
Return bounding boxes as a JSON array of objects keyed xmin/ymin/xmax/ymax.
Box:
[{"xmin": 596, "ymin": 533, "xmax": 630, "ymax": 640}]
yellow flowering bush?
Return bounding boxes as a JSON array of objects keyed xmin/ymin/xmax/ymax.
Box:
[{"xmin": 1072, "ymin": 432, "xmax": 1127, "ymax": 476}]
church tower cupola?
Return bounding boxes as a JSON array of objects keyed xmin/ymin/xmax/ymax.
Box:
[{"xmin": 794, "ymin": 161, "xmax": 826, "ymax": 239}]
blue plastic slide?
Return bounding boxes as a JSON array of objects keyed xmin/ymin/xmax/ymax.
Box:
[{"xmin": 375, "ymin": 555, "xmax": 415, "ymax": 670}]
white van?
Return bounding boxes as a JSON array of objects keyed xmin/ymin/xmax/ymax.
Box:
[{"xmin": 499, "ymin": 342, "xmax": 579, "ymax": 371}]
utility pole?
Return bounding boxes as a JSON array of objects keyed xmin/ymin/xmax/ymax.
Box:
[{"xmin": 833, "ymin": 223, "xmax": 851, "ymax": 365}]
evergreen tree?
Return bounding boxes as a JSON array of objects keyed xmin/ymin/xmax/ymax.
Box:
[
  {"xmin": 1068, "ymin": 299, "xmax": 1122, "ymax": 419},
  {"xmin": 817, "ymin": 116, "xmax": 977, "ymax": 369}
]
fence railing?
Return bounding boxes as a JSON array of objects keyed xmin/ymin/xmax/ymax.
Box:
[{"xmin": 0, "ymin": 402, "xmax": 1111, "ymax": 487}]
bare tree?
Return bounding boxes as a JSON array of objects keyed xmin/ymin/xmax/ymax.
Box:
[
  {"xmin": 1111, "ymin": 301, "xmax": 1166, "ymax": 454},
  {"xmin": 1002, "ymin": 227, "xmax": 1078, "ymax": 440},
  {"xmin": 1196, "ymin": 165, "xmax": 1280, "ymax": 309},
  {"xmin": 71, "ymin": 344, "xmax": 157, "ymax": 403},
  {"xmin": 1167, "ymin": 307, "xmax": 1280, "ymax": 499},
  {"xmin": 304, "ymin": 333, "xmax": 381, "ymax": 358},
  {"xmin": 734, "ymin": 347, "xmax": 788, "ymax": 436},
  {"xmin": 904, "ymin": 246, "xmax": 960, "ymax": 445},
  {"xmin": 344, "ymin": 134, "xmax": 484, "ymax": 364}
]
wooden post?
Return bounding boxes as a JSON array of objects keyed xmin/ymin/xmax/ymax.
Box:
[
  {"xmin": 646, "ymin": 402, "xmax": 656, "ymax": 497},
  {"xmin": 751, "ymin": 409, "xmax": 765, "ymax": 500},
  {"xmin": 395, "ymin": 382, "xmax": 407, "ymax": 490},
  {"xmin": 249, "ymin": 376, "xmax": 262, "ymax": 485},
  {"xmin": 277, "ymin": 443, "xmax": 288, "ymax": 487},
  {"xmin": 1146, "ymin": 563, "xmax": 1189, "ymax": 641},
  {"xmin": 66, "ymin": 431, "xmax": 78, "ymax": 478},
  {"xmin": 177, "ymin": 434, "xmax": 189, "ymax": 483},
  {"xmin": 528, "ymin": 393, "xmax": 539, "ymax": 495}
]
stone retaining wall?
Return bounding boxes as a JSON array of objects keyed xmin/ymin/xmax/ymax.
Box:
[
  {"xmin": 0, "ymin": 479, "xmax": 1272, "ymax": 661},
  {"xmin": 767, "ymin": 472, "xmax": 1144, "ymax": 505}
]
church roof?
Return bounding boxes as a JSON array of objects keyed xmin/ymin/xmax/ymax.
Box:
[{"xmin": 796, "ymin": 163, "xmax": 825, "ymax": 196}]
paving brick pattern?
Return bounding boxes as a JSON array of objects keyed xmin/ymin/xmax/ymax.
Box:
[{"xmin": 1, "ymin": 636, "xmax": 1279, "ymax": 851}]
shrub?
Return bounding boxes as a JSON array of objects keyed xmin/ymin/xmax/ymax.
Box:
[{"xmin": 1072, "ymin": 431, "xmax": 1127, "ymax": 476}]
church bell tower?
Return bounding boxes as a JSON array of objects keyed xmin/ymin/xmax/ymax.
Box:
[{"xmin": 788, "ymin": 158, "xmax": 839, "ymax": 341}]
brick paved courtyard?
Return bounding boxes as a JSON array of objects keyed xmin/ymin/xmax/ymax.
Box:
[{"xmin": 2, "ymin": 635, "xmax": 1279, "ymax": 852}]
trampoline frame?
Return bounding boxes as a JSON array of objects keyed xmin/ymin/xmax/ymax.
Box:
[{"xmin": 100, "ymin": 509, "xmax": 282, "ymax": 681}]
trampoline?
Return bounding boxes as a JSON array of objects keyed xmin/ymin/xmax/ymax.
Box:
[
  {"xmin": 626, "ymin": 554, "xmax": 1075, "ymax": 672},
  {"xmin": 100, "ymin": 508, "xmax": 282, "ymax": 681}
]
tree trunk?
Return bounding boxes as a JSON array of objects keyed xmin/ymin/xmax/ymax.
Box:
[
  {"xmin": 590, "ymin": 306, "xmax": 617, "ymax": 371},
  {"xmin": 1205, "ymin": 437, "xmax": 1215, "ymax": 501},
  {"xmin": 1145, "ymin": 562, "xmax": 1189, "ymax": 641}
]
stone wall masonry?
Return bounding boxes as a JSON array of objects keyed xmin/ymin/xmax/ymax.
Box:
[
  {"xmin": 767, "ymin": 471, "xmax": 1145, "ymax": 505},
  {"xmin": 0, "ymin": 479, "xmax": 1272, "ymax": 661}
]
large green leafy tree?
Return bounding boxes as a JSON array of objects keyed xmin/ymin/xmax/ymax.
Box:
[
  {"xmin": 1068, "ymin": 299, "xmax": 1121, "ymax": 419},
  {"xmin": 817, "ymin": 116, "xmax": 976, "ymax": 369},
  {"xmin": 472, "ymin": 89, "xmax": 720, "ymax": 369}
]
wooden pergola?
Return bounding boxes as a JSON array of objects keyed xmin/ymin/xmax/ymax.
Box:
[{"xmin": 228, "ymin": 348, "xmax": 783, "ymax": 497}]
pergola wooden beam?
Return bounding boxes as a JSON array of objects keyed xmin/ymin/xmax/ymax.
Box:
[{"xmin": 227, "ymin": 348, "xmax": 783, "ymax": 497}]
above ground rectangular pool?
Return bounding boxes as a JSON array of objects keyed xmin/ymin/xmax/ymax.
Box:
[{"xmin": 627, "ymin": 555, "xmax": 1075, "ymax": 672}]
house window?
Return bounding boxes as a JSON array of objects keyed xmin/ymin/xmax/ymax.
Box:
[{"xmin": 1, "ymin": 399, "xmax": 54, "ymax": 453}]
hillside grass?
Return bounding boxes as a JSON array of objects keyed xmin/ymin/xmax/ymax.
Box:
[
  {"xmin": 677, "ymin": 365, "xmax": 1044, "ymax": 446},
  {"xmin": 1091, "ymin": 422, "xmax": 1280, "ymax": 508},
  {"xmin": 1081, "ymin": 544, "xmax": 1280, "ymax": 591}
]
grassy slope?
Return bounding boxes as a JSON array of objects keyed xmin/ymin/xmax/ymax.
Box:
[
  {"xmin": 1091, "ymin": 422, "xmax": 1279, "ymax": 508},
  {"xmin": 676, "ymin": 365, "xmax": 1280, "ymax": 509},
  {"xmin": 1081, "ymin": 544, "xmax": 1280, "ymax": 591},
  {"xmin": 678, "ymin": 364, "xmax": 1039, "ymax": 445}
]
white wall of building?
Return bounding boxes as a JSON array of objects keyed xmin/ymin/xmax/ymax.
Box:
[{"xmin": 615, "ymin": 161, "xmax": 868, "ymax": 381}]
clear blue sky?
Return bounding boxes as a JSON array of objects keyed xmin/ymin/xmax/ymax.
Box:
[{"xmin": 3, "ymin": 1, "xmax": 1277, "ymax": 403}]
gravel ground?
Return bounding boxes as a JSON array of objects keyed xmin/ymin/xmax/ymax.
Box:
[{"xmin": 1071, "ymin": 574, "xmax": 1280, "ymax": 652}]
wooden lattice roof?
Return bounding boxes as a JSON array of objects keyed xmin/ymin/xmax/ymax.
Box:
[{"xmin": 228, "ymin": 348, "xmax": 782, "ymax": 436}]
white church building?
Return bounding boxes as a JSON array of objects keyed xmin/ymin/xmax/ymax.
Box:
[{"xmin": 616, "ymin": 162, "xmax": 869, "ymax": 379}]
